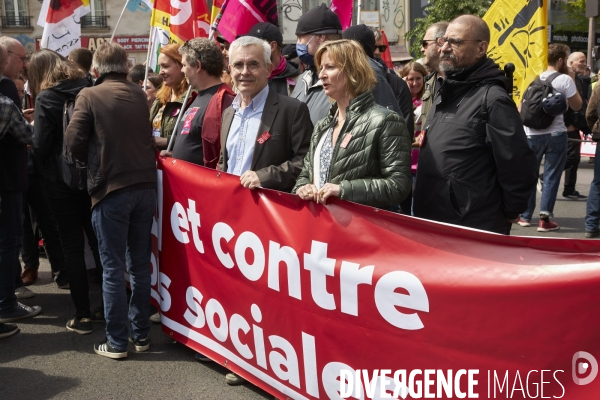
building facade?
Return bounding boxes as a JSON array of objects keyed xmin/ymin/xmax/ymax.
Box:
[{"xmin": 0, "ymin": 0, "xmax": 411, "ymax": 64}]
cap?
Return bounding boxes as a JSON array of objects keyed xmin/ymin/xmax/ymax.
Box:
[
  {"xmin": 295, "ymin": 4, "xmax": 342, "ymax": 36},
  {"xmin": 342, "ymin": 24, "xmax": 375, "ymax": 58},
  {"xmin": 244, "ymin": 22, "xmax": 283, "ymax": 47},
  {"xmin": 282, "ymin": 44, "xmax": 298, "ymax": 60}
]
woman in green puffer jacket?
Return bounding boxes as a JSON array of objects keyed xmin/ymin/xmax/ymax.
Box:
[{"xmin": 293, "ymin": 39, "xmax": 412, "ymax": 209}]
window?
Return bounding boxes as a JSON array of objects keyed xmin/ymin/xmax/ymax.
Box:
[
  {"xmin": 82, "ymin": 0, "xmax": 108, "ymax": 28},
  {"xmin": 2, "ymin": 0, "xmax": 30, "ymax": 28}
]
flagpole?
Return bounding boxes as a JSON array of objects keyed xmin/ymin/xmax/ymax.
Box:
[
  {"xmin": 143, "ymin": 26, "xmax": 155, "ymax": 91},
  {"xmin": 110, "ymin": 0, "xmax": 131, "ymax": 42},
  {"xmin": 166, "ymin": 86, "xmax": 193, "ymax": 152},
  {"xmin": 208, "ymin": 0, "xmax": 230, "ymax": 40}
]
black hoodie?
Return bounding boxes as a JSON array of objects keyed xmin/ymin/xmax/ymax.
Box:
[
  {"xmin": 32, "ymin": 77, "xmax": 92, "ymax": 186},
  {"xmin": 413, "ymin": 57, "xmax": 537, "ymax": 234}
]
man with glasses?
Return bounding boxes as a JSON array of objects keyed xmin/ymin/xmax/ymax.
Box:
[
  {"xmin": 420, "ymin": 21, "xmax": 448, "ymax": 129},
  {"xmin": 342, "ymin": 25, "xmax": 410, "ymax": 136},
  {"xmin": 413, "ymin": 15, "xmax": 537, "ymax": 235},
  {"xmin": 218, "ymin": 36, "xmax": 313, "ymax": 194}
]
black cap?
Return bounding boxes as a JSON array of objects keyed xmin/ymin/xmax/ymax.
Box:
[
  {"xmin": 342, "ymin": 24, "xmax": 375, "ymax": 58},
  {"xmin": 295, "ymin": 4, "xmax": 342, "ymax": 35},
  {"xmin": 282, "ymin": 44, "xmax": 298, "ymax": 60},
  {"xmin": 244, "ymin": 22, "xmax": 283, "ymax": 47}
]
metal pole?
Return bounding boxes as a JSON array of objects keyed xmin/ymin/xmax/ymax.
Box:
[
  {"xmin": 588, "ymin": 17, "xmax": 596, "ymax": 67},
  {"xmin": 166, "ymin": 86, "xmax": 193, "ymax": 152},
  {"xmin": 110, "ymin": 0, "xmax": 131, "ymax": 42},
  {"xmin": 356, "ymin": 0, "xmax": 362, "ymax": 24},
  {"xmin": 143, "ymin": 26, "xmax": 155, "ymax": 91}
]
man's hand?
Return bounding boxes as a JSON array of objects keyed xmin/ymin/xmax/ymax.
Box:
[
  {"xmin": 506, "ymin": 216, "xmax": 520, "ymax": 224},
  {"xmin": 159, "ymin": 150, "xmax": 172, "ymax": 158},
  {"xmin": 317, "ymin": 183, "xmax": 341, "ymax": 204},
  {"xmin": 240, "ymin": 171, "xmax": 261, "ymax": 189},
  {"xmin": 23, "ymin": 108, "xmax": 34, "ymax": 123},
  {"xmin": 296, "ymin": 184, "xmax": 319, "ymax": 201}
]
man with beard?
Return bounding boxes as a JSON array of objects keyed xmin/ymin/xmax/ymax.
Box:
[
  {"xmin": 518, "ymin": 43, "xmax": 582, "ymax": 232},
  {"xmin": 419, "ymin": 22, "xmax": 448, "ymax": 128},
  {"xmin": 560, "ymin": 51, "xmax": 590, "ymax": 200},
  {"xmin": 413, "ymin": 15, "xmax": 537, "ymax": 235}
]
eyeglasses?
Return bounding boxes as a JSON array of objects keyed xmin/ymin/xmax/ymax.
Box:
[
  {"xmin": 230, "ymin": 61, "xmax": 262, "ymax": 73},
  {"xmin": 8, "ymin": 51, "xmax": 27, "ymax": 63},
  {"xmin": 421, "ymin": 39, "xmax": 438, "ymax": 48},
  {"xmin": 436, "ymin": 37, "xmax": 482, "ymax": 49},
  {"xmin": 375, "ymin": 45, "xmax": 388, "ymax": 53}
]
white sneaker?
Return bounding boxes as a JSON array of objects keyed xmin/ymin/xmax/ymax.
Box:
[
  {"xmin": 15, "ymin": 286, "xmax": 35, "ymax": 299},
  {"xmin": 149, "ymin": 312, "xmax": 161, "ymax": 323}
]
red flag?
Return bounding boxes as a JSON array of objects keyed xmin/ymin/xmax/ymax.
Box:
[
  {"xmin": 380, "ymin": 30, "xmax": 394, "ymax": 69},
  {"xmin": 152, "ymin": 0, "xmax": 211, "ymax": 43},
  {"xmin": 217, "ymin": 0, "xmax": 278, "ymax": 43},
  {"xmin": 331, "ymin": 0, "xmax": 352, "ymax": 30}
]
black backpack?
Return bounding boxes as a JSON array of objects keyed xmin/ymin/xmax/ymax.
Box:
[
  {"xmin": 520, "ymin": 72, "xmax": 561, "ymax": 129},
  {"xmin": 60, "ymin": 99, "xmax": 87, "ymax": 191}
]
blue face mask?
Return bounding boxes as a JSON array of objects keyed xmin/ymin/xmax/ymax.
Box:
[{"xmin": 296, "ymin": 36, "xmax": 315, "ymax": 66}]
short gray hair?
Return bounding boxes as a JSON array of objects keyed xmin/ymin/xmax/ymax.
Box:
[
  {"xmin": 92, "ymin": 43, "xmax": 129, "ymax": 75},
  {"xmin": 427, "ymin": 22, "xmax": 449, "ymax": 40},
  {"xmin": 0, "ymin": 36, "xmax": 21, "ymax": 52},
  {"xmin": 229, "ymin": 36, "xmax": 271, "ymax": 67}
]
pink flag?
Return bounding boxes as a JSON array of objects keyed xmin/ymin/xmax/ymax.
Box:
[
  {"xmin": 217, "ymin": 0, "xmax": 278, "ymax": 43},
  {"xmin": 331, "ymin": 0, "xmax": 353, "ymax": 30}
]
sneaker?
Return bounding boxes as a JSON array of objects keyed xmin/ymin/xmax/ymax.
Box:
[
  {"xmin": 90, "ymin": 307, "xmax": 105, "ymax": 323},
  {"xmin": 225, "ymin": 372, "xmax": 247, "ymax": 386},
  {"xmin": 585, "ymin": 230, "xmax": 600, "ymax": 238},
  {"xmin": 66, "ymin": 317, "xmax": 92, "ymax": 334},
  {"xmin": 15, "ymin": 286, "xmax": 35, "ymax": 299},
  {"xmin": 517, "ymin": 218, "xmax": 531, "ymax": 227},
  {"xmin": 536, "ymin": 177, "xmax": 543, "ymax": 193},
  {"xmin": 0, "ymin": 323, "xmax": 19, "ymax": 339},
  {"xmin": 194, "ymin": 352, "xmax": 212, "ymax": 362},
  {"xmin": 129, "ymin": 336, "xmax": 149, "ymax": 352},
  {"xmin": 149, "ymin": 312, "xmax": 161, "ymax": 323},
  {"xmin": 94, "ymin": 339, "xmax": 127, "ymax": 359},
  {"xmin": 0, "ymin": 303, "xmax": 42, "ymax": 323},
  {"xmin": 562, "ymin": 191, "xmax": 587, "ymax": 200},
  {"xmin": 20, "ymin": 268, "xmax": 38, "ymax": 286},
  {"xmin": 537, "ymin": 219, "xmax": 560, "ymax": 232},
  {"xmin": 54, "ymin": 272, "xmax": 69, "ymax": 289}
]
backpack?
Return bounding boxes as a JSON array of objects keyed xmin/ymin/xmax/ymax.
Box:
[
  {"xmin": 60, "ymin": 99, "xmax": 88, "ymax": 191},
  {"xmin": 520, "ymin": 72, "xmax": 562, "ymax": 129}
]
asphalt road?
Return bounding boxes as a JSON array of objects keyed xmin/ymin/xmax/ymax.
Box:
[{"xmin": 0, "ymin": 159, "xmax": 596, "ymax": 400}]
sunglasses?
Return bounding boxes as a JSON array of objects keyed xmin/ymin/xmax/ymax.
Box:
[
  {"xmin": 421, "ymin": 39, "xmax": 438, "ymax": 48},
  {"xmin": 375, "ymin": 45, "xmax": 388, "ymax": 53}
]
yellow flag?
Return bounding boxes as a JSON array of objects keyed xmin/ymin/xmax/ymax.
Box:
[{"xmin": 484, "ymin": 0, "xmax": 548, "ymax": 103}]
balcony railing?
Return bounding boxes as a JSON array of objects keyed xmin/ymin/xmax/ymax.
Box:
[
  {"xmin": 81, "ymin": 15, "xmax": 108, "ymax": 28},
  {"xmin": 1, "ymin": 16, "xmax": 32, "ymax": 28}
]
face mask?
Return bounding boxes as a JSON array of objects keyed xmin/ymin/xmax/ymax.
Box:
[{"xmin": 296, "ymin": 35, "xmax": 315, "ymax": 66}]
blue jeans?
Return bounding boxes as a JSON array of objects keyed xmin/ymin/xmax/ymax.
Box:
[
  {"xmin": 92, "ymin": 189, "xmax": 157, "ymax": 351},
  {"xmin": 0, "ymin": 190, "xmax": 22, "ymax": 313},
  {"xmin": 521, "ymin": 133, "xmax": 568, "ymax": 221},
  {"xmin": 585, "ymin": 144, "xmax": 600, "ymax": 232}
]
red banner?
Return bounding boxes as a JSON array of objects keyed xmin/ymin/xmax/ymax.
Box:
[{"xmin": 151, "ymin": 158, "xmax": 600, "ymax": 399}]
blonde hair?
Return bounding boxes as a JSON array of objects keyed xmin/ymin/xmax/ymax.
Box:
[
  {"xmin": 28, "ymin": 49, "xmax": 85, "ymax": 99},
  {"xmin": 155, "ymin": 44, "xmax": 189, "ymax": 105},
  {"xmin": 314, "ymin": 39, "xmax": 377, "ymax": 98}
]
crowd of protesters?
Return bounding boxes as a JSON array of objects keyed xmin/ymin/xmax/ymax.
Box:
[{"xmin": 0, "ymin": 5, "xmax": 599, "ymax": 390}]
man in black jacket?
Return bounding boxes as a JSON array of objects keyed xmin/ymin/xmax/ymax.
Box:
[{"xmin": 413, "ymin": 15, "xmax": 537, "ymax": 235}]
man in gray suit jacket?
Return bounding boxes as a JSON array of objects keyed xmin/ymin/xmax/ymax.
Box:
[{"xmin": 218, "ymin": 36, "xmax": 313, "ymax": 193}]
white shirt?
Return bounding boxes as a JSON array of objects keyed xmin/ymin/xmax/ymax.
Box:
[{"xmin": 524, "ymin": 70, "xmax": 578, "ymax": 135}]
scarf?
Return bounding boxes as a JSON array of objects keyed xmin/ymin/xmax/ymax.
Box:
[{"xmin": 269, "ymin": 56, "xmax": 287, "ymax": 79}]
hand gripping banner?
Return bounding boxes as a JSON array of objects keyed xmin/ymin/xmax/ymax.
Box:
[{"xmin": 151, "ymin": 158, "xmax": 600, "ymax": 399}]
